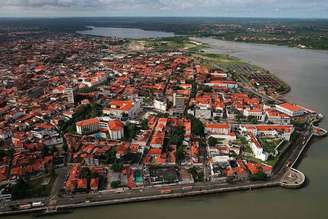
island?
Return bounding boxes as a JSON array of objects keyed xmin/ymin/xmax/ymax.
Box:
[{"xmin": 0, "ymin": 33, "xmax": 326, "ymax": 216}]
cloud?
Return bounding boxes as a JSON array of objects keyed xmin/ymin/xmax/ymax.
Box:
[{"xmin": 0, "ymin": 0, "xmax": 327, "ymax": 18}]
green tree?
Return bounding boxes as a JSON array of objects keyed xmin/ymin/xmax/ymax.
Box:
[
  {"xmin": 140, "ymin": 119, "xmax": 149, "ymax": 130},
  {"xmin": 203, "ymin": 86, "xmax": 212, "ymax": 92},
  {"xmin": 111, "ymin": 162, "xmax": 124, "ymax": 172},
  {"xmin": 124, "ymin": 123, "xmax": 138, "ymax": 141},
  {"xmin": 111, "ymin": 180, "xmax": 121, "ymax": 188},
  {"xmin": 104, "ymin": 148, "xmax": 117, "ymax": 164},
  {"xmin": 188, "ymin": 167, "xmax": 204, "ymax": 182},
  {"xmin": 168, "ymin": 126, "xmax": 185, "ymax": 146},
  {"xmin": 250, "ymin": 172, "xmax": 268, "ymax": 181},
  {"xmin": 11, "ymin": 177, "xmax": 30, "ymax": 199},
  {"xmin": 176, "ymin": 146, "xmax": 185, "ymax": 164},
  {"xmin": 187, "ymin": 115, "xmax": 204, "ymax": 136},
  {"xmin": 42, "ymin": 146, "xmax": 50, "ymax": 156},
  {"xmin": 80, "ymin": 167, "xmax": 91, "ymax": 179},
  {"xmin": 208, "ymin": 137, "xmax": 218, "ymax": 147},
  {"xmin": 248, "ymin": 116, "xmax": 258, "ymax": 124}
]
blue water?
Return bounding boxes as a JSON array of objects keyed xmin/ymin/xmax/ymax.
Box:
[{"xmin": 77, "ymin": 26, "xmax": 175, "ymax": 39}]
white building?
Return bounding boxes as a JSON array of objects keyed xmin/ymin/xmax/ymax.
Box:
[
  {"xmin": 243, "ymin": 109, "xmax": 266, "ymax": 122},
  {"xmin": 205, "ymin": 80, "xmax": 238, "ymax": 89},
  {"xmin": 195, "ymin": 106, "xmax": 212, "ymax": 120},
  {"xmin": 248, "ymin": 134, "xmax": 268, "ymax": 161},
  {"xmin": 173, "ymin": 93, "xmax": 186, "ymax": 109},
  {"xmin": 240, "ymin": 124, "xmax": 294, "ymax": 141},
  {"xmin": 154, "ymin": 98, "xmax": 167, "ymax": 112},
  {"xmin": 205, "ymin": 123, "xmax": 230, "ymax": 135},
  {"xmin": 80, "ymin": 72, "xmax": 108, "ymax": 88},
  {"xmin": 0, "ymin": 128, "xmax": 11, "ymax": 140},
  {"xmin": 213, "ymin": 101, "xmax": 224, "ymax": 118},
  {"xmin": 276, "ymin": 103, "xmax": 305, "ymax": 117},
  {"xmin": 265, "ymin": 109, "xmax": 291, "ymax": 124},
  {"xmin": 103, "ymin": 99, "xmax": 141, "ymax": 118},
  {"xmin": 76, "ymin": 118, "xmax": 100, "ymax": 135},
  {"xmin": 64, "ymin": 88, "xmax": 75, "ymax": 104},
  {"xmin": 107, "ymin": 120, "xmax": 124, "ymax": 140}
]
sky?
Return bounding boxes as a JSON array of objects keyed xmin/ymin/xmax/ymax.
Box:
[{"xmin": 0, "ymin": 0, "xmax": 327, "ymax": 18}]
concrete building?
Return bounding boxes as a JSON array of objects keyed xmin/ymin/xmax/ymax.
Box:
[
  {"xmin": 154, "ymin": 98, "xmax": 168, "ymax": 112},
  {"xmin": 240, "ymin": 124, "xmax": 294, "ymax": 141},
  {"xmin": 205, "ymin": 80, "xmax": 238, "ymax": 89},
  {"xmin": 276, "ymin": 103, "xmax": 305, "ymax": 117},
  {"xmin": 107, "ymin": 120, "xmax": 124, "ymax": 140},
  {"xmin": 76, "ymin": 118, "xmax": 100, "ymax": 135},
  {"xmin": 205, "ymin": 123, "xmax": 230, "ymax": 135},
  {"xmin": 265, "ymin": 109, "xmax": 291, "ymax": 124},
  {"xmin": 248, "ymin": 134, "xmax": 268, "ymax": 161},
  {"xmin": 195, "ymin": 106, "xmax": 212, "ymax": 120},
  {"xmin": 103, "ymin": 99, "xmax": 141, "ymax": 118},
  {"xmin": 64, "ymin": 88, "xmax": 75, "ymax": 104},
  {"xmin": 243, "ymin": 109, "xmax": 266, "ymax": 122},
  {"xmin": 173, "ymin": 93, "xmax": 186, "ymax": 109}
]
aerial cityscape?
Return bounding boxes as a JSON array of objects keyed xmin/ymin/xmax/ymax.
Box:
[{"xmin": 0, "ymin": 1, "xmax": 328, "ymax": 219}]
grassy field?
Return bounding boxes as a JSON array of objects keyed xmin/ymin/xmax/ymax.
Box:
[
  {"xmin": 144, "ymin": 37, "xmax": 206, "ymax": 52},
  {"xmin": 259, "ymin": 137, "xmax": 282, "ymax": 154},
  {"xmin": 243, "ymin": 154, "xmax": 279, "ymax": 168},
  {"xmin": 192, "ymin": 52, "xmax": 245, "ymax": 69}
]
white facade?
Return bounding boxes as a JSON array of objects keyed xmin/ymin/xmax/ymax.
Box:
[
  {"xmin": 195, "ymin": 107, "xmax": 212, "ymax": 120},
  {"xmin": 248, "ymin": 135, "xmax": 268, "ymax": 161},
  {"xmin": 173, "ymin": 93, "xmax": 186, "ymax": 109},
  {"xmin": 265, "ymin": 112, "xmax": 291, "ymax": 125},
  {"xmin": 243, "ymin": 109, "xmax": 266, "ymax": 122},
  {"xmin": 240, "ymin": 124, "xmax": 294, "ymax": 141},
  {"xmin": 0, "ymin": 129, "xmax": 11, "ymax": 140},
  {"xmin": 276, "ymin": 104, "xmax": 305, "ymax": 117},
  {"xmin": 64, "ymin": 88, "xmax": 75, "ymax": 104},
  {"xmin": 76, "ymin": 118, "xmax": 100, "ymax": 135},
  {"xmin": 107, "ymin": 120, "xmax": 125, "ymax": 140},
  {"xmin": 109, "ymin": 129, "xmax": 124, "ymax": 140},
  {"xmin": 257, "ymin": 129, "xmax": 293, "ymax": 141},
  {"xmin": 103, "ymin": 99, "xmax": 141, "ymax": 118},
  {"xmin": 205, "ymin": 124, "xmax": 230, "ymax": 135},
  {"xmin": 76, "ymin": 123, "xmax": 99, "ymax": 135},
  {"xmin": 154, "ymin": 99, "xmax": 167, "ymax": 112}
]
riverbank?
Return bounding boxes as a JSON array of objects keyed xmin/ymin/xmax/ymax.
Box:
[
  {"xmin": 0, "ymin": 80, "xmax": 318, "ymax": 217},
  {"xmin": 2, "ymin": 36, "xmax": 327, "ymax": 218},
  {"xmin": 0, "ymin": 181, "xmax": 281, "ymax": 216}
]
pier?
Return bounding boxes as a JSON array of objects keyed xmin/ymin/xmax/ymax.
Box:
[
  {"xmin": 312, "ymin": 126, "xmax": 328, "ymax": 137},
  {"xmin": 280, "ymin": 168, "xmax": 305, "ymax": 189}
]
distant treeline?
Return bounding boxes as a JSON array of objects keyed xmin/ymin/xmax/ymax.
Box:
[{"xmin": 1, "ymin": 17, "xmax": 328, "ymax": 49}]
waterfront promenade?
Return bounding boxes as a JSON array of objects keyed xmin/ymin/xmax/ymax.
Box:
[{"xmin": 1, "ymin": 124, "xmax": 324, "ymax": 216}]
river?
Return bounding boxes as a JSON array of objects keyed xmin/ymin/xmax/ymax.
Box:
[
  {"xmin": 77, "ymin": 26, "xmax": 175, "ymax": 39},
  {"xmin": 9, "ymin": 38, "xmax": 328, "ymax": 219}
]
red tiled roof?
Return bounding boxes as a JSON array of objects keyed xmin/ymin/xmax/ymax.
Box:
[
  {"xmin": 76, "ymin": 118, "xmax": 99, "ymax": 127},
  {"xmin": 109, "ymin": 100, "xmax": 134, "ymax": 112},
  {"xmin": 206, "ymin": 123, "xmax": 230, "ymax": 129},
  {"xmin": 108, "ymin": 120, "xmax": 124, "ymax": 131},
  {"xmin": 278, "ymin": 103, "xmax": 303, "ymax": 112}
]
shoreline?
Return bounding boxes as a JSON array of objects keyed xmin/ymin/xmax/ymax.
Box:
[
  {"xmin": 0, "ymin": 98, "xmax": 318, "ymax": 217},
  {"xmin": 2, "ymin": 129, "xmax": 316, "ymax": 217},
  {"xmin": 0, "ymin": 181, "xmax": 281, "ymax": 216},
  {"xmin": 0, "ymin": 36, "xmax": 325, "ymax": 217}
]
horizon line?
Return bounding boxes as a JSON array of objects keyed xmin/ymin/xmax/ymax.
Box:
[{"xmin": 0, "ymin": 16, "xmax": 328, "ymax": 20}]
